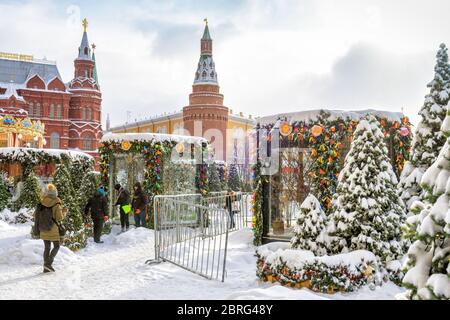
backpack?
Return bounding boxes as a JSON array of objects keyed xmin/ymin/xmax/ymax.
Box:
[{"xmin": 35, "ymin": 204, "xmax": 54, "ymax": 233}]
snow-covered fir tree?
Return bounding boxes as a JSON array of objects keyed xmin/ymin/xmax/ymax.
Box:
[
  {"xmin": 14, "ymin": 171, "xmax": 41, "ymax": 210},
  {"xmin": 327, "ymin": 115, "xmax": 406, "ymax": 263},
  {"xmin": 291, "ymin": 194, "xmax": 327, "ymax": 256},
  {"xmin": 0, "ymin": 175, "xmax": 11, "ymax": 211},
  {"xmin": 78, "ymin": 171, "xmax": 100, "ymax": 212},
  {"xmin": 399, "ymin": 43, "xmax": 450, "ymax": 209},
  {"xmin": 53, "ymin": 164, "xmax": 86, "ymax": 250},
  {"xmin": 227, "ymin": 164, "xmax": 241, "ymax": 191},
  {"xmin": 402, "ymin": 104, "xmax": 450, "ymax": 300},
  {"xmin": 208, "ymin": 162, "xmax": 222, "ymax": 192}
]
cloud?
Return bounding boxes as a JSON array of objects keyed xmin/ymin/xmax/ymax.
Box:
[{"xmin": 0, "ymin": 0, "xmax": 449, "ymax": 129}]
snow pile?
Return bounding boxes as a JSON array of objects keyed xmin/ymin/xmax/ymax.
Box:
[
  {"xmin": 0, "ymin": 220, "xmax": 16, "ymax": 232},
  {"xmin": 113, "ymin": 227, "xmax": 154, "ymax": 246},
  {"xmin": 256, "ymin": 243, "xmax": 380, "ymax": 293}
]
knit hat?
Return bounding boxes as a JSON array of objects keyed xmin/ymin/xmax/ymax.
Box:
[
  {"xmin": 46, "ymin": 183, "xmax": 58, "ymax": 197},
  {"xmin": 97, "ymin": 187, "xmax": 106, "ymax": 196}
]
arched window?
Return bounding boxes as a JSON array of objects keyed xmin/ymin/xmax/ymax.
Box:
[
  {"xmin": 49, "ymin": 104, "xmax": 54, "ymax": 118},
  {"xmin": 50, "ymin": 132, "xmax": 60, "ymax": 149},
  {"xmin": 84, "ymin": 47, "xmax": 88, "ymax": 55},
  {"xmin": 87, "ymin": 108, "xmax": 92, "ymax": 120},
  {"xmin": 57, "ymin": 104, "xmax": 62, "ymax": 119},
  {"xmin": 35, "ymin": 103, "xmax": 41, "ymax": 117},
  {"xmin": 29, "ymin": 102, "xmax": 34, "ymax": 117},
  {"xmin": 83, "ymin": 135, "xmax": 93, "ymax": 150},
  {"xmin": 81, "ymin": 108, "xmax": 86, "ymax": 120}
]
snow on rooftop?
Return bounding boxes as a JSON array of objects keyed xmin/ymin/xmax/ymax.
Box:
[
  {"xmin": 258, "ymin": 109, "xmax": 405, "ymax": 125},
  {"xmin": 0, "ymin": 147, "xmax": 93, "ymax": 161},
  {"xmin": 101, "ymin": 132, "xmax": 208, "ymax": 145}
]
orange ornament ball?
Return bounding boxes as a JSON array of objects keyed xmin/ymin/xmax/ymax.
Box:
[{"xmin": 311, "ymin": 125, "xmax": 323, "ymax": 137}]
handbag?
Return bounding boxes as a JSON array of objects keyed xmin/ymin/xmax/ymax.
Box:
[
  {"xmin": 52, "ymin": 218, "xmax": 66, "ymax": 237},
  {"xmin": 122, "ymin": 204, "xmax": 132, "ymax": 214}
]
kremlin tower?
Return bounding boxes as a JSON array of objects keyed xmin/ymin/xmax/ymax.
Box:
[
  {"xmin": 68, "ymin": 18, "xmax": 103, "ymax": 161},
  {"xmin": 183, "ymin": 19, "xmax": 228, "ymax": 160}
]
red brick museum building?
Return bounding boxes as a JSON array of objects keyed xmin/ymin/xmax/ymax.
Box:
[{"xmin": 0, "ymin": 20, "xmax": 102, "ymax": 160}]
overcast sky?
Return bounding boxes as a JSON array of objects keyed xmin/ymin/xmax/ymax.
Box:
[{"xmin": 1, "ymin": 0, "xmax": 449, "ymax": 128}]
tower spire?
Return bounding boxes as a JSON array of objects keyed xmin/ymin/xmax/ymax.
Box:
[
  {"xmin": 194, "ymin": 19, "xmax": 217, "ymax": 84},
  {"xmin": 78, "ymin": 18, "xmax": 92, "ymax": 60},
  {"xmin": 92, "ymin": 43, "xmax": 99, "ymax": 85}
]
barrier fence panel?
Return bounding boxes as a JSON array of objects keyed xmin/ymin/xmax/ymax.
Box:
[{"xmin": 147, "ymin": 192, "xmax": 252, "ymax": 282}]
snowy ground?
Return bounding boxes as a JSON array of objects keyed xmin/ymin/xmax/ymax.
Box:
[{"xmin": 0, "ymin": 221, "xmax": 404, "ymax": 300}]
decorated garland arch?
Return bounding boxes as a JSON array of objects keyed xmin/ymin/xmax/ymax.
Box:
[{"xmin": 99, "ymin": 133, "xmax": 209, "ymax": 227}]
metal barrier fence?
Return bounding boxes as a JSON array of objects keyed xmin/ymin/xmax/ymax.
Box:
[{"xmin": 146, "ymin": 192, "xmax": 252, "ymax": 282}]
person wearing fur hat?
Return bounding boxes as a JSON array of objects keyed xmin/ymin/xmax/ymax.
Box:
[
  {"xmin": 84, "ymin": 186, "xmax": 109, "ymax": 243},
  {"xmin": 35, "ymin": 183, "xmax": 66, "ymax": 273}
]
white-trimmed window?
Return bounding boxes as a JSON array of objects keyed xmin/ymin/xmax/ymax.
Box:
[
  {"xmin": 57, "ymin": 104, "xmax": 62, "ymax": 119},
  {"xmin": 35, "ymin": 103, "xmax": 41, "ymax": 116},
  {"xmin": 83, "ymin": 135, "xmax": 93, "ymax": 150},
  {"xmin": 49, "ymin": 104, "xmax": 55, "ymax": 118},
  {"xmin": 50, "ymin": 132, "xmax": 60, "ymax": 149}
]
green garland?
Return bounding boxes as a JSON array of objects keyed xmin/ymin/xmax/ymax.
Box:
[
  {"xmin": 256, "ymin": 251, "xmax": 377, "ymax": 293},
  {"xmin": 0, "ymin": 148, "xmax": 93, "ymax": 175},
  {"xmin": 252, "ymin": 161, "xmax": 263, "ymax": 245}
]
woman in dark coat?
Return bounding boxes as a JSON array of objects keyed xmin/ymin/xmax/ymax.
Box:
[
  {"xmin": 84, "ymin": 187, "xmax": 109, "ymax": 243},
  {"xmin": 132, "ymin": 182, "xmax": 147, "ymax": 228}
]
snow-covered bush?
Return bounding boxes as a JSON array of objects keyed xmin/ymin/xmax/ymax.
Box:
[
  {"xmin": 291, "ymin": 194, "xmax": 327, "ymax": 256},
  {"xmin": 0, "ymin": 174, "xmax": 11, "ymax": 211},
  {"xmin": 398, "ymin": 43, "xmax": 450, "ymax": 209},
  {"xmin": 13, "ymin": 171, "xmax": 41, "ymax": 211},
  {"xmin": 0, "ymin": 207, "xmax": 34, "ymax": 224},
  {"xmin": 402, "ymin": 107, "xmax": 450, "ymax": 299},
  {"xmin": 327, "ymin": 115, "xmax": 406, "ymax": 265},
  {"xmin": 256, "ymin": 243, "xmax": 380, "ymax": 293}
]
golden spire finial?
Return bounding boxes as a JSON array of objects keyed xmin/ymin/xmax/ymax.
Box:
[
  {"xmin": 204, "ymin": 18, "xmax": 208, "ymax": 26},
  {"xmin": 82, "ymin": 18, "xmax": 88, "ymax": 32}
]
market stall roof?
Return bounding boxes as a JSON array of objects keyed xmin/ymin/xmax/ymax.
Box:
[
  {"xmin": 101, "ymin": 132, "xmax": 208, "ymax": 146},
  {"xmin": 257, "ymin": 109, "xmax": 405, "ymax": 126},
  {"xmin": 0, "ymin": 147, "xmax": 93, "ymax": 162}
]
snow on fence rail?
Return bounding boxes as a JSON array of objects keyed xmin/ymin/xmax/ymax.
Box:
[{"xmin": 146, "ymin": 192, "xmax": 252, "ymax": 282}]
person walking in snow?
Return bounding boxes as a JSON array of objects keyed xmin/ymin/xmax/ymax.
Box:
[
  {"xmin": 34, "ymin": 183, "xmax": 67, "ymax": 273},
  {"xmin": 84, "ymin": 187, "xmax": 109, "ymax": 243},
  {"xmin": 114, "ymin": 184, "xmax": 131, "ymax": 232},
  {"xmin": 132, "ymin": 182, "xmax": 148, "ymax": 228},
  {"xmin": 225, "ymin": 189, "xmax": 236, "ymax": 229}
]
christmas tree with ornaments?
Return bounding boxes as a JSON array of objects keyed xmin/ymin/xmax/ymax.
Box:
[{"xmin": 327, "ymin": 115, "xmax": 407, "ymax": 265}]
